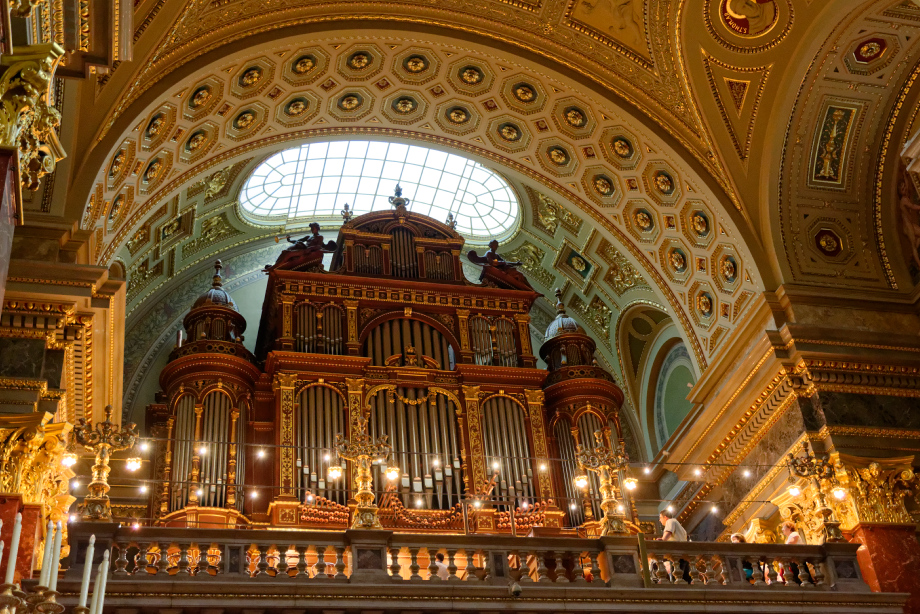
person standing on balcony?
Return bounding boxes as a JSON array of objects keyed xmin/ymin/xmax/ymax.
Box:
[
  {"xmin": 434, "ymin": 552, "xmax": 449, "ymax": 580},
  {"xmin": 781, "ymin": 521, "xmax": 801, "ymax": 544},
  {"xmin": 656, "ymin": 510, "xmax": 690, "ymax": 582}
]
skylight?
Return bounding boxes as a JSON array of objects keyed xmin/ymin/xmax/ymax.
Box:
[{"xmin": 239, "ymin": 141, "xmax": 520, "ymax": 242}]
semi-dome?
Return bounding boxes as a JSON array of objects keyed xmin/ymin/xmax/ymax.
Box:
[
  {"xmin": 192, "ymin": 261, "xmax": 238, "ymax": 311},
  {"xmin": 544, "ymin": 288, "xmax": 584, "ymax": 340}
]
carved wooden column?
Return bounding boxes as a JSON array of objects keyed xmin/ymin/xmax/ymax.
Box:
[
  {"xmin": 226, "ymin": 407, "xmax": 240, "ymax": 508},
  {"xmin": 525, "ymin": 390, "xmax": 565, "ymax": 529},
  {"xmin": 344, "ymin": 299, "xmax": 360, "ymax": 355},
  {"xmin": 451, "ymin": 249, "xmax": 462, "ymax": 282},
  {"xmin": 514, "ymin": 313, "xmax": 536, "ymax": 368},
  {"xmin": 461, "ymin": 385, "xmax": 496, "ymax": 533},
  {"xmin": 455, "ymin": 309, "xmax": 473, "ymax": 364},
  {"xmin": 187, "ymin": 404, "xmax": 204, "ymax": 507},
  {"xmin": 158, "ymin": 416, "xmax": 175, "ymax": 517},
  {"xmin": 382, "ymin": 243, "xmax": 392, "ymax": 275},
  {"xmin": 270, "ymin": 373, "xmax": 299, "ymax": 524},
  {"xmin": 277, "ymin": 299, "xmax": 295, "ymax": 350},
  {"xmin": 416, "ymin": 245, "xmax": 426, "ymax": 278}
]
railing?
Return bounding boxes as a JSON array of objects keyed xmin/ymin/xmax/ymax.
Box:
[{"xmin": 57, "ymin": 526, "xmax": 905, "ymax": 613}]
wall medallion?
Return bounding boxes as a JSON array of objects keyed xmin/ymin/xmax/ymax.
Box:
[
  {"xmin": 447, "ymin": 106, "xmax": 469, "ymax": 125},
  {"xmin": 239, "ymin": 67, "xmax": 262, "ymax": 87},
  {"xmin": 706, "ymin": 0, "xmax": 792, "ymax": 52},
  {"xmin": 234, "ymin": 110, "xmax": 256, "ymax": 129},
  {"xmin": 293, "ymin": 55, "xmax": 316, "ymax": 75}
]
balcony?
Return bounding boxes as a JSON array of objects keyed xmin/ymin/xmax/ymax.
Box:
[{"xmin": 59, "ymin": 524, "xmax": 906, "ymax": 614}]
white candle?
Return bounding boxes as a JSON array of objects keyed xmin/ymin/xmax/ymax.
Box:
[
  {"xmin": 38, "ymin": 520, "xmax": 54, "ymax": 586},
  {"xmin": 0, "ymin": 540, "xmax": 6, "ymax": 582},
  {"xmin": 78, "ymin": 535, "xmax": 95, "ymax": 608},
  {"xmin": 90, "ymin": 551, "xmax": 109, "ymax": 614},
  {"xmin": 4, "ymin": 513, "xmax": 21, "ymax": 584},
  {"xmin": 47, "ymin": 522, "xmax": 63, "ymax": 591},
  {"xmin": 87, "ymin": 558, "xmax": 103, "ymax": 614}
]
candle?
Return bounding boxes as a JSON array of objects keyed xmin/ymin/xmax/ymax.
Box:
[
  {"xmin": 47, "ymin": 522, "xmax": 63, "ymax": 591},
  {"xmin": 38, "ymin": 520, "xmax": 54, "ymax": 587},
  {"xmin": 89, "ymin": 551, "xmax": 109, "ymax": 614},
  {"xmin": 0, "ymin": 540, "xmax": 6, "ymax": 583},
  {"xmin": 78, "ymin": 535, "xmax": 95, "ymax": 608},
  {"xmin": 4, "ymin": 513, "xmax": 21, "ymax": 584}
]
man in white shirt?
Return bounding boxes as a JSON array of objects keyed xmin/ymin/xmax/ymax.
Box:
[
  {"xmin": 658, "ymin": 510, "xmax": 688, "ymax": 541},
  {"xmin": 434, "ymin": 552, "xmax": 449, "ymax": 580}
]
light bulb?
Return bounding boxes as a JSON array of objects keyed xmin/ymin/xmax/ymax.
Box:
[
  {"xmin": 743, "ymin": 469, "xmax": 751, "ymax": 478},
  {"xmin": 492, "ymin": 461, "xmax": 500, "ymax": 471},
  {"xmin": 196, "ymin": 489, "xmax": 203, "ymax": 497},
  {"xmin": 624, "ymin": 477, "xmax": 638, "ymax": 491},
  {"xmin": 432, "ymin": 458, "xmax": 440, "ymax": 467},
  {"xmin": 69, "ymin": 514, "xmax": 77, "ymax": 522},
  {"xmin": 574, "ymin": 474, "xmax": 589, "ymax": 489},
  {"xmin": 644, "ymin": 466, "xmax": 652, "ymax": 475},
  {"xmin": 126, "ymin": 457, "xmax": 142, "ymax": 472},
  {"xmin": 324, "ymin": 453, "xmax": 330, "ymax": 461},
  {"xmin": 617, "ymin": 505, "xmax": 625, "ymax": 513},
  {"xmin": 140, "ymin": 485, "xmax": 148, "ymax": 493},
  {"xmin": 328, "ymin": 465, "xmax": 343, "ymax": 480},
  {"xmin": 569, "ymin": 503, "xmax": 577, "ymax": 511},
  {"xmin": 693, "ymin": 468, "xmax": 702, "ymax": 477},
  {"xmin": 415, "ymin": 498, "xmax": 423, "ymax": 508},
  {"xmin": 306, "ymin": 494, "xmax": 314, "ymax": 503},
  {"xmin": 257, "ymin": 449, "xmax": 266, "ymax": 458},
  {"xmin": 521, "ymin": 501, "xmax": 529, "ymax": 510},
  {"xmin": 788, "ymin": 485, "xmax": 802, "ymax": 497},
  {"xmin": 251, "ymin": 491, "xmax": 258, "ymax": 499},
  {"xmin": 539, "ymin": 463, "xmax": 547, "ymax": 471},
  {"xmin": 832, "ymin": 486, "xmax": 847, "ymax": 500},
  {"xmin": 61, "ymin": 452, "xmax": 77, "ymax": 468},
  {"xmin": 472, "ymin": 500, "xmax": 481, "ymax": 509},
  {"xmin": 72, "ymin": 480, "xmax": 79, "ymax": 489},
  {"xmin": 199, "ymin": 446, "xmax": 207, "ymax": 455},
  {"xmin": 140, "ymin": 441, "xmax": 150, "ymax": 452},
  {"xmin": 711, "ymin": 506, "xmax": 718, "ymax": 514},
  {"xmin": 666, "ymin": 505, "xmax": 674, "ymax": 513},
  {"xmin": 386, "ymin": 466, "xmax": 400, "ymax": 481},
  {"xmin": 132, "ymin": 523, "xmax": 140, "ymax": 529}
]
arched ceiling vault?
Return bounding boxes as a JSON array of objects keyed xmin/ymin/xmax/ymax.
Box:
[{"xmin": 100, "ymin": 32, "xmax": 770, "ymax": 422}]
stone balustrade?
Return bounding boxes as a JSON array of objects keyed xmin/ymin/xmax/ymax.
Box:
[{"xmin": 55, "ymin": 525, "xmax": 906, "ymax": 613}]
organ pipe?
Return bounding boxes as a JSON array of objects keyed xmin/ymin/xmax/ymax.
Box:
[
  {"xmin": 170, "ymin": 395, "xmax": 196, "ymax": 512},
  {"xmin": 354, "ymin": 245, "xmax": 383, "ymax": 275},
  {"xmin": 294, "ymin": 303, "xmax": 345, "ymax": 354},
  {"xmin": 391, "ymin": 228, "xmax": 418, "ymax": 278},
  {"xmin": 556, "ymin": 412, "xmax": 609, "ymax": 525},
  {"xmin": 424, "ymin": 250, "xmax": 453, "ymax": 281},
  {"xmin": 367, "ymin": 387, "xmax": 463, "ymax": 509},
  {"xmin": 481, "ymin": 397, "xmax": 534, "ymax": 508},
  {"xmin": 296, "ymin": 386, "xmax": 347, "ymax": 504},
  {"xmin": 364, "ymin": 318, "xmax": 454, "ymax": 369}
]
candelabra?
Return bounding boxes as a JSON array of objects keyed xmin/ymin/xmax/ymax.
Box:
[
  {"xmin": 329, "ymin": 417, "xmax": 398, "ymax": 529},
  {"xmin": 73, "ymin": 405, "xmax": 139, "ymax": 521},
  {"xmin": 574, "ymin": 428, "xmax": 635, "ymax": 536},
  {"xmin": 785, "ymin": 442, "xmax": 847, "ymax": 543}
]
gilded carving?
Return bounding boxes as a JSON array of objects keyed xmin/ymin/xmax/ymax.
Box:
[
  {"xmin": 0, "ymin": 44, "xmax": 66, "ymax": 191},
  {"xmin": 570, "ymin": 294, "xmax": 611, "ymax": 340},
  {"xmin": 528, "ymin": 187, "xmax": 582, "ymax": 236},
  {"xmin": 506, "ymin": 242, "xmax": 554, "ymax": 288},
  {"xmin": 182, "ymin": 213, "xmax": 243, "ymax": 258},
  {"xmin": 598, "ymin": 239, "xmax": 646, "ymax": 294},
  {"xmin": 810, "ymin": 105, "xmax": 859, "ymax": 187}
]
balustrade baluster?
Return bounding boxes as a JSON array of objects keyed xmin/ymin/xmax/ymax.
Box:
[
  {"xmin": 536, "ymin": 551, "xmax": 552, "ymax": 584},
  {"xmin": 334, "ymin": 546, "xmax": 347, "ymax": 579},
  {"xmin": 703, "ymin": 555, "xmax": 719, "ymax": 585},
  {"xmin": 156, "ymin": 544, "xmax": 170, "ymax": 575},
  {"xmin": 665, "ymin": 554, "xmax": 682, "ymax": 584},
  {"xmin": 409, "ymin": 548, "xmax": 422, "ymax": 581},
  {"xmin": 465, "ymin": 549, "xmax": 479, "ymax": 582},
  {"xmin": 178, "ymin": 543, "xmax": 192, "ymax": 575},
  {"xmin": 554, "ymin": 551, "xmax": 569, "ymax": 583},
  {"xmin": 135, "ymin": 543, "xmax": 150, "ymax": 575},
  {"xmin": 388, "ymin": 547, "xmax": 401, "ymax": 579},
  {"xmin": 195, "ymin": 544, "xmax": 209, "ymax": 577},
  {"xmin": 427, "ymin": 548, "xmax": 440, "ymax": 581},
  {"xmin": 780, "ymin": 558, "xmax": 798, "ymax": 588},
  {"xmin": 296, "ymin": 545, "xmax": 308, "ymax": 577},
  {"xmin": 793, "ymin": 557, "xmax": 811, "ymax": 588},
  {"xmin": 256, "ymin": 546, "xmax": 269, "ymax": 576},
  {"xmin": 652, "ymin": 556, "xmax": 669, "ymax": 584},
  {"xmin": 764, "ymin": 558, "xmax": 779, "ymax": 586},
  {"xmin": 316, "ymin": 546, "xmax": 329, "ymax": 579},
  {"xmin": 276, "ymin": 546, "xmax": 289, "ymax": 577},
  {"xmin": 113, "ymin": 543, "xmax": 130, "ymax": 576},
  {"xmin": 447, "ymin": 549, "xmax": 459, "ymax": 582},
  {"xmin": 480, "ymin": 550, "xmax": 492, "ymax": 582},
  {"xmin": 571, "ymin": 551, "xmax": 585, "ymax": 585},
  {"xmin": 588, "ymin": 551, "xmax": 602, "ymax": 584},
  {"xmin": 716, "ymin": 555, "xmax": 730, "ymax": 585},
  {"xmin": 689, "ymin": 555, "xmax": 705, "ymax": 585},
  {"xmin": 810, "ymin": 559, "xmax": 826, "ymax": 587},
  {"xmin": 749, "ymin": 557, "xmax": 764, "ymax": 586}
]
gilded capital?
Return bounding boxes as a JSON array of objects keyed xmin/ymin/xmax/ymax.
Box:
[
  {"xmin": 0, "ymin": 44, "xmax": 66, "ymax": 192},
  {"xmin": 273, "ymin": 372, "xmax": 298, "ymax": 389}
]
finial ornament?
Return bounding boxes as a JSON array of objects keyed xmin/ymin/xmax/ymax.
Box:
[
  {"xmin": 446, "ymin": 212, "xmax": 458, "ymax": 230},
  {"xmin": 341, "ymin": 202, "xmax": 352, "ymax": 222},
  {"xmin": 388, "ymin": 184, "xmax": 410, "ymax": 209},
  {"xmin": 212, "ymin": 260, "xmax": 223, "ymax": 287},
  {"xmin": 554, "ymin": 288, "xmax": 566, "ymax": 313}
]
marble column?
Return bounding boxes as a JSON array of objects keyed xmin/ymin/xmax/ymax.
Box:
[
  {"xmin": 848, "ymin": 524, "xmax": 920, "ymax": 614},
  {"xmin": 0, "ymin": 496, "xmax": 43, "ymax": 581}
]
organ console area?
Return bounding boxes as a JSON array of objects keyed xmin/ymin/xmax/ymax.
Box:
[{"xmin": 145, "ymin": 188, "xmax": 629, "ymax": 534}]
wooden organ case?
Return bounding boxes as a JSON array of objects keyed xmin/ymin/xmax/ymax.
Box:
[{"xmin": 146, "ymin": 190, "xmax": 627, "ymax": 535}]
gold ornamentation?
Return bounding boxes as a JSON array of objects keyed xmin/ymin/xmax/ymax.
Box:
[
  {"xmin": 669, "ymin": 250, "xmax": 686, "ymax": 271},
  {"xmin": 811, "ymin": 104, "xmax": 858, "ymax": 185},
  {"xmin": 571, "ymin": 255, "xmax": 587, "ymax": 272},
  {"xmin": 506, "ymin": 243, "xmax": 553, "ymax": 288},
  {"xmin": 635, "ymin": 210, "xmax": 653, "ymax": 230},
  {"xmin": 348, "ymin": 53, "xmax": 370, "ymax": 70},
  {"xmin": 182, "ymin": 213, "xmax": 242, "ymax": 258},
  {"xmin": 333, "ymin": 416, "xmax": 394, "ymax": 529},
  {"xmin": 393, "ymin": 97, "xmax": 416, "ymax": 114},
  {"xmin": 593, "ymin": 175, "xmax": 613, "ymax": 196},
  {"xmin": 205, "ymin": 166, "xmax": 231, "ymax": 198},
  {"xmin": 720, "ymin": 256, "xmax": 736, "ymax": 281},
  {"xmin": 654, "ymin": 171, "xmax": 674, "ymax": 194},
  {"xmin": 498, "ymin": 123, "xmax": 520, "ymax": 141},
  {"xmin": 405, "ymin": 56, "xmax": 427, "ymax": 73},
  {"xmin": 190, "ymin": 87, "xmax": 211, "ymax": 108},
  {"xmin": 234, "ymin": 111, "xmax": 255, "ymax": 129},
  {"xmin": 460, "ymin": 66, "xmax": 482, "ymax": 84},
  {"xmin": 532, "ymin": 189, "xmax": 582, "ymax": 235},
  {"xmin": 570, "ymin": 294, "xmax": 612, "ymax": 340},
  {"xmin": 239, "ymin": 67, "xmax": 262, "ymax": 87},
  {"xmin": 696, "ymin": 292, "xmax": 713, "ymax": 316},
  {"xmin": 109, "ymin": 151, "xmax": 125, "ymax": 177},
  {"xmin": 513, "ymin": 84, "xmax": 536, "ymax": 102},
  {"xmin": 339, "ymin": 95, "xmax": 361, "ymax": 111},
  {"xmin": 612, "ymin": 137, "xmax": 633, "ymax": 158},
  {"xmin": 859, "ymin": 42, "xmax": 881, "ymax": 58},
  {"xmin": 692, "ymin": 212, "xmax": 709, "ymax": 235},
  {"xmin": 74, "ymin": 404, "xmax": 139, "ymax": 521},
  {"xmin": 599, "ymin": 240, "xmax": 647, "ymax": 294},
  {"xmin": 574, "ymin": 428, "xmax": 631, "ymax": 535},
  {"xmin": 547, "ymin": 146, "xmax": 569, "ymax": 165},
  {"xmin": 565, "ymin": 107, "xmax": 587, "ymax": 127},
  {"xmin": 146, "ymin": 114, "xmax": 166, "ymax": 138},
  {"xmin": 185, "ymin": 131, "xmax": 206, "ymax": 152},
  {"xmin": 818, "ymin": 233, "xmax": 838, "ymax": 253},
  {"xmin": 144, "ymin": 159, "xmax": 163, "ymax": 182},
  {"xmin": 0, "ymin": 44, "xmax": 66, "ymax": 191},
  {"xmin": 293, "ymin": 56, "xmax": 315, "ymax": 74},
  {"xmin": 285, "ymin": 99, "xmax": 308, "ymax": 116},
  {"xmin": 447, "ymin": 107, "xmax": 469, "ymax": 124}
]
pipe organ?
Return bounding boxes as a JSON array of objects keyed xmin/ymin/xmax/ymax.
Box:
[{"xmin": 147, "ymin": 188, "xmax": 627, "ymax": 536}]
